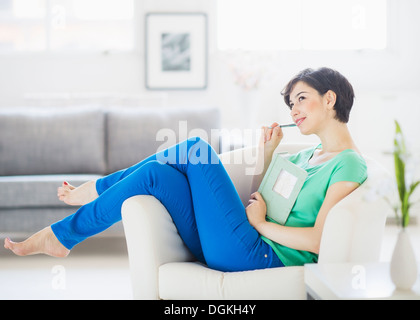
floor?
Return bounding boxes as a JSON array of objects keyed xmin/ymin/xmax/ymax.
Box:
[
  {"xmin": 1, "ymin": 225, "xmax": 419, "ymax": 300},
  {"xmin": 0, "ymin": 237, "xmax": 132, "ymax": 300}
]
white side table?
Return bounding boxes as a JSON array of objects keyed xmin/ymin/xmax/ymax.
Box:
[{"xmin": 304, "ymin": 262, "xmax": 420, "ymax": 300}]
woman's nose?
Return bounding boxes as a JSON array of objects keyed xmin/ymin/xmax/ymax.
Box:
[{"xmin": 290, "ymin": 105, "xmax": 298, "ymax": 118}]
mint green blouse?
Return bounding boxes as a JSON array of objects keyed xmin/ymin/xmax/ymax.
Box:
[{"xmin": 261, "ymin": 144, "xmax": 368, "ymax": 266}]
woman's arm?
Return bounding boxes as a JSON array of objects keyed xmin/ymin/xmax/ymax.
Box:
[
  {"xmin": 250, "ymin": 123, "xmax": 283, "ymax": 193},
  {"xmin": 246, "ymin": 180, "xmax": 360, "ymax": 254}
]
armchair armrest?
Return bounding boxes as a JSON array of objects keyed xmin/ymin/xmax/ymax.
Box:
[
  {"xmin": 121, "ymin": 195, "xmax": 195, "ymax": 299},
  {"xmin": 318, "ymin": 156, "xmax": 391, "ymax": 264},
  {"xmin": 122, "ymin": 147, "xmax": 256, "ymax": 299}
]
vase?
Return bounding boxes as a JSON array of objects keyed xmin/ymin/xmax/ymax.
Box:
[{"xmin": 390, "ymin": 228, "xmax": 418, "ymax": 290}]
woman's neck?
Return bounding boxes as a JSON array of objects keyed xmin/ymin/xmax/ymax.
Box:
[{"xmin": 316, "ymin": 121, "xmax": 358, "ymax": 154}]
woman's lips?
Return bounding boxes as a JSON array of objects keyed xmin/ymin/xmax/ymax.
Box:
[{"xmin": 295, "ymin": 117, "xmax": 306, "ymax": 127}]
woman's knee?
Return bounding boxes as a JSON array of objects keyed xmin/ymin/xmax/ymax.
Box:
[
  {"xmin": 188, "ymin": 136, "xmax": 212, "ymax": 150},
  {"xmin": 126, "ymin": 160, "xmax": 166, "ymax": 185},
  {"xmin": 188, "ymin": 137, "xmax": 220, "ymax": 165},
  {"xmin": 138, "ymin": 160, "xmax": 169, "ymax": 177},
  {"xmin": 140, "ymin": 160, "xmax": 190, "ymax": 189}
]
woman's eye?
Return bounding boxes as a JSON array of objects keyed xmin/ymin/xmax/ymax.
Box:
[{"xmin": 298, "ymin": 96, "xmax": 305, "ymax": 102}]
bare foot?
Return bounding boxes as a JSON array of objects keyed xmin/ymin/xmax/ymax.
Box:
[
  {"xmin": 4, "ymin": 226, "xmax": 70, "ymax": 257},
  {"xmin": 57, "ymin": 180, "xmax": 98, "ymax": 206}
]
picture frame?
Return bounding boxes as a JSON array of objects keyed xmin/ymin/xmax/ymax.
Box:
[{"xmin": 145, "ymin": 13, "xmax": 208, "ymax": 90}]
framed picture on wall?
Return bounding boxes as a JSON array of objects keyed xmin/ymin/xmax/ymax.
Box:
[{"xmin": 145, "ymin": 13, "xmax": 208, "ymax": 90}]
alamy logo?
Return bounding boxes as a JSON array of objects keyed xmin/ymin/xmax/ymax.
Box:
[
  {"xmin": 51, "ymin": 265, "xmax": 66, "ymax": 290},
  {"xmin": 155, "ymin": 121, "xmax": 264, "ymax": 175},
  {"xmin": 351, "ymin": 265, "xmax": 366, "ymax": 290}
]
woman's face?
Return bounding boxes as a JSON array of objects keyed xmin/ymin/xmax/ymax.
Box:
[{"xmin": 288, "ymin": 81, "xmax": 334, "ymax": 135}]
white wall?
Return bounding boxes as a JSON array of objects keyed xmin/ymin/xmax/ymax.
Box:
[{"xmin": 1, "ymin": 0, "xmax": 419, "ymax": 209}]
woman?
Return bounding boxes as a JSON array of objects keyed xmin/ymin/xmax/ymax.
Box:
[{"xmin": 4, "ymin": 67, "xmax": 367, "ymax": 272}]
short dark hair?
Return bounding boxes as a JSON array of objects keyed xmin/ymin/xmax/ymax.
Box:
[{"xmin": 281, "ymin": 67, "xmax": 355, "ymax": 123}]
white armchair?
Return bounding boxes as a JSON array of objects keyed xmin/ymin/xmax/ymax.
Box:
[{"xmin": 121, "ymin": 144, "xmax": 392, "ymax": 300}]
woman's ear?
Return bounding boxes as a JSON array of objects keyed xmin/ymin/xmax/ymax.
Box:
[{"xmin": 324, "ymin": 90, "xmax": 337, "ymax": 110}]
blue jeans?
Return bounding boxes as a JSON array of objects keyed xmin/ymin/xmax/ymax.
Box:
[{"xmin": 51, "ymin": 137, "xmax": 283, "ymax": 272}]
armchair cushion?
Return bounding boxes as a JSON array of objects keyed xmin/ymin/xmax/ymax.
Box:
[{"xmin": 159, "ymin": 262, "xmax": 305, "ymax": 300}]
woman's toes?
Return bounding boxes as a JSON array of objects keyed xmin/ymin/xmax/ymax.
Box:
[
  {"xmin": 4, "ymin": 237, "xmax": 27, "ymax": 256},
  {"xmin": 63, "ymin": 181, "xmax": 76, "ymax": 190},
  {"xmin": 58, "ymin": 182, "xmax": 77, "ymax": 205},
  {"xmin": 4, "ymin": 237, "xmax": 13, "ymax": 250},
  {"xmin": 4, "ymin": 227, "xmax": 70, "ymax": 258}
]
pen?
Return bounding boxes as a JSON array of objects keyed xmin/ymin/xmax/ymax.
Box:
[{"xmin": 268, "ymin": 123, "xmax": 297, "ymax": 129}]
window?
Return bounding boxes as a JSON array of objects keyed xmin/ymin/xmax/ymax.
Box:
[
  {"xmin": 217, "ymin": 0, "xmax": 387, "ymax": 51},
  {"xmin": 0, "ymin": 0, "xmax": 134, "ymax": 52},
  {"xmin": 0, "ymin": 0, "xmax": 46, "ymax": 51}
]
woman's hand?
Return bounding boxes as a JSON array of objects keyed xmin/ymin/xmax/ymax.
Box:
[
  {"xmin": 251, "ymin": 122, "xmax": 284, "ymax": 193},
  {"xmin": 245, "ymin": 192, "xmax": 267, "ymax": 230},
  {"xmin": 260, "ymin": 122, "xmax": 283, "ymax": 155}
]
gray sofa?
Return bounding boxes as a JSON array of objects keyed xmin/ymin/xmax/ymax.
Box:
[{"xmin": 0, "ymin": 107, "xmax": 220, "ymax": 237}]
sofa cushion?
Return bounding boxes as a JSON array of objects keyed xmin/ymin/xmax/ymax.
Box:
[
  {"xmin": 0, "ymin": 174, "xmax": 103, "ymax": 209},
  {"xmin": 0, "ymin": 108, "xmax": 106, "ymax": 175},
  {"xmin": 105, "ymin": 107, "xmax": 220, "ymax": 173}
]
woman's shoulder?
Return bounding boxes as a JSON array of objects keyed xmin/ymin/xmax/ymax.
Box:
[
  {"xmin": 329, "ymin": 149, "xmax": 368, "ymax": 185},
  {"xmin": 336, "ymin": 149, "xmax": 367, "ymax": 167}
]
